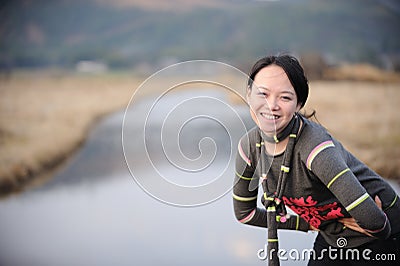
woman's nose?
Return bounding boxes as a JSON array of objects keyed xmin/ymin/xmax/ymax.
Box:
[{"xmin": 267, "ymin": 97, "xmax": 279, "ymax": 111}]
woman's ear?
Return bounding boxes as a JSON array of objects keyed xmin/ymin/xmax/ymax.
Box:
[{"xmin": 296, "ymin": 103, "xmax": 302, "ymax": 113}]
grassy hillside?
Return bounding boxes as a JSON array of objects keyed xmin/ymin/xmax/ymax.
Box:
[{"xmin": 1, "ymin": 0, "xmax": 399, "ymax": 70}]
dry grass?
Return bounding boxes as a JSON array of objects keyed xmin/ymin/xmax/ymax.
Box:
[
  {"xmin": 0, "ymin": 71, "xmax": 141, "ymax": 194},
  {"xmin": 323, "ymin": 64, "xmax": 400, "ymax": 83},
  {"xmin": 304, "ymin": 81, "xmax": 400, "ymax": 179},
  {"xmin": 0, "ymin": 71, "xmax": 399, "ymax": 195}
]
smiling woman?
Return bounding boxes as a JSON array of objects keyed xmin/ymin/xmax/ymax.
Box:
[
  {"xmin": 246, "ymin": 65, "xmax": 300, "ymax": 142},
  {"xmin": 233, "ymin": 54, "xmax": 400, "ymax": 266}
]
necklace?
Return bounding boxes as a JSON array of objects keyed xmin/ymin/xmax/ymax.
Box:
[
  {"xmin": 259, "ymin": 114, "xmax": 300, "ymax": 266},
  {"xmin": 261, "ymin": 114, "xmax": 297, "ymax": 144}
]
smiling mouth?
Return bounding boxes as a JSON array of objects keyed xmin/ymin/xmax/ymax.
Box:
[{"xmin": 261, "ymin": 113, "xmax": 280, "ymax": 120}]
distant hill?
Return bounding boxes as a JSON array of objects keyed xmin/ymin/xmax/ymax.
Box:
[{"xmin": 1, "ymin": 0, "xmax": 399, "ymax": 71}]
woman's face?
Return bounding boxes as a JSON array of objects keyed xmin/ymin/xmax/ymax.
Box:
[{"xmin": 247, "ymin": 64, "xmax": 301, "ymax": 136}]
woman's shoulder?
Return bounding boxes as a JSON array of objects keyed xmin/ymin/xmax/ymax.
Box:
[
  {"xmin": 239, "ymin": 126, "xmax": 260, "ymax": 148},
  {"xmin": 296, "ymin": 117, "xmax": 336, "ymax": 152},
  {"xmin": 238, "ymin": 127, "xmax": 262, "ymax": 158},
  {"xmin": 299, "ymin": 117, "xmax": 331, "ymax": 139}
]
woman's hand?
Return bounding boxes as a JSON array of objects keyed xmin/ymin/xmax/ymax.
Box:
[
  {"xmin": 338, "ymin": 195, "xmax": 382, "ymax": 237},
  {"xmin": 309, "ymin": 224, "xmax": 319, "ymax": 231}
]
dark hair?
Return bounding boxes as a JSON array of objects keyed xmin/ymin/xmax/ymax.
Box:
[{"xmin": 247, "ymin": 54, "xmax": 309, "ymax": 108}]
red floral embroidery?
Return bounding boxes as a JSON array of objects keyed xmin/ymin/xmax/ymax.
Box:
[{"xmin": 282, "ymin": 195, "xmax": 344, "ymax": 229}]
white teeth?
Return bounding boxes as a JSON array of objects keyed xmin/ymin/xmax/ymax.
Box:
[{"xmin": 261, "ymin": 113, "xmax": 279, "ymax": 120}]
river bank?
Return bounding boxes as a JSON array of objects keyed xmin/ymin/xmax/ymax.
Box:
[
  {"xmin": 0, "ymin": 70, "xmax": 142, "ymax": 195},
  {"xmin": 1, "ymin": 71, "xmax": 399, "ymax": 196}
]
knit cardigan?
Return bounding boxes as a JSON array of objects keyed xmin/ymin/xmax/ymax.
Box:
[{"xmin": 233, "ymin": 116, "xmax": 400, "ymax": 248}]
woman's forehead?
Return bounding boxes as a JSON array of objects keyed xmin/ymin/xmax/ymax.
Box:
[
  {"xmin": 254, "ymin": 65, "xmax": 287, "ymax": 79},
  {"xmin": 252, "ymin": 65, "xmax": 292, "ymax": 89}
]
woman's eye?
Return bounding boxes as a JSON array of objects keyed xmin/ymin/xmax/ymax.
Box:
[{"xmin": 282, "ymin": 96, "xmax": 292, "ymax": 101}]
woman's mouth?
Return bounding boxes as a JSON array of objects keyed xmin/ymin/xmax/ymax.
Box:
[{"xmin": 261, "ymin": 113, "xmax": 280, "ymax": 120}]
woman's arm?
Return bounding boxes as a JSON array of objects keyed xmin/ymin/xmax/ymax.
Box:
[
  {"xmin": 339, "ymin": 195, "xmax": 382, "ymax": 237},
  {"xmin": 306, "ymin": 139, "xmax": 391, "ymax": 239},
  {"xmin": 233, "ymin": 136, "xmax": 309, "ymax": 231}
]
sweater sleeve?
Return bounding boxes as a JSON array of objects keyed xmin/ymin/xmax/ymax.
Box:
[
  {"xmin": 305, "ymin": 138, "xmax": 391, "ymax": 239},
  {"xmin": 233, "ymin": 133, "xmax": 309, "ymax": 232}
]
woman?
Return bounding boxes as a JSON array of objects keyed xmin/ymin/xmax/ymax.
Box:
[{"xmin": 233, "ymin": 54, "xmax": 400, "ymax": 265}]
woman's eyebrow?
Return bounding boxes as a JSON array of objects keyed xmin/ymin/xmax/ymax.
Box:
[
  {"xmin": 256, "ymin": 86, "xmax": 295, "ymax": 95},
  {"xmin": 255, "ymin": 85, "xmax": 270, "ymax": 91},
  {"xmin": 281, "ymin": 90, "xmax": 295, "ymax": 95}
]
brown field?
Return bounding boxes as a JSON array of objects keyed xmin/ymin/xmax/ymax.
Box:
[
  {"xmin": 0, "ymin": 71, "xmax": 399, "ymax": 195},
  {"xmin": 304, "ymin": 81, "xmax": 400, "ymax": 179},
  {"xmin": 0, "ymin": 71, "xmax": 141, "ymax": 194}
]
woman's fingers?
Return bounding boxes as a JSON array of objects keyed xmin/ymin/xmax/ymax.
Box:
[
  {"xmin": 375, "ymin": 195, "xmax": 382, "ymax": 209},
  {"xmin": 335, "ymin": 195, "xmax": 382, "ymax": 237},
  {"xmin": 338, "ymin": 217, "xmax": 373, "ymax": 237}
]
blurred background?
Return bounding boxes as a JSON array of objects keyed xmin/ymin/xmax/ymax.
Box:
[
  {"xmin": 1, "ymin": 0, "xmax": 400, "ymax": 75},
  {"xmin": 0, "ymin": 0, "xmax": 400, "ymax": 265}
]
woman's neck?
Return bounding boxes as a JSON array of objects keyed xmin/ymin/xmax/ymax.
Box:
[
  {"xmin": 264, "ymin": 137, "xmax": 289, "ymax": 156},
  {"xmin": 264, "ymin": 118, "xmax": 303, "ymax": 156}
]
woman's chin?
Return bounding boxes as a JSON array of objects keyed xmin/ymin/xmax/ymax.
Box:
[{"xmin": 260, "ymin": 127, "xmax": 277, "ymax": 137}]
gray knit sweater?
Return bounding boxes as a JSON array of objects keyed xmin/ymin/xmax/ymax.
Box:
[{"xmin": 233, "ymin": 116, "xmax": 400, "ymax": 248}]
